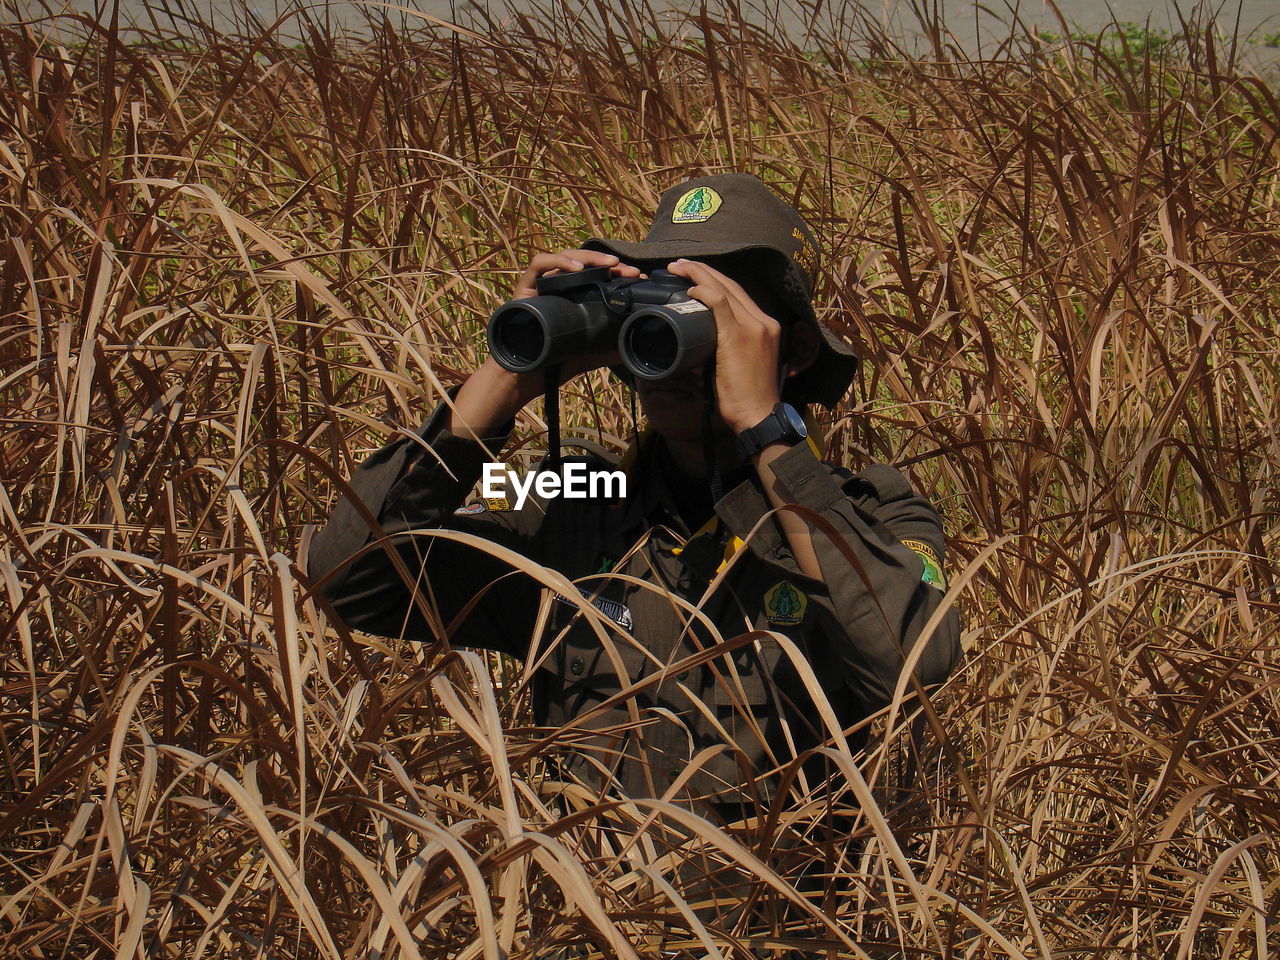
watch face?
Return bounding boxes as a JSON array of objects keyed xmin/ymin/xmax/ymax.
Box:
[{"xmin": 781, "ymin": 403, "xmax": 808, "ymax": 438}]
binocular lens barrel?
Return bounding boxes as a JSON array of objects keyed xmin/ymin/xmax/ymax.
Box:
[
  {"xmin": 489, "ymin": 309, "xmax": 546, "ymax": 370},
  {"xmin": 620, "ymin": 315, "xmax": 676, "ymax": 377},
  {"xmin": 487, "ymin": 297, "xmax": 592, "ymax": 373},
  {"xmin": 619, "ymin": 305, "xmax": 717, "ymax": 380}
]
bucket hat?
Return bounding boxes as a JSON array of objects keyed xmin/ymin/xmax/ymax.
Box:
[{"xmin": 583, "ymin": 172, "xmax": 858, "ymax": 408}]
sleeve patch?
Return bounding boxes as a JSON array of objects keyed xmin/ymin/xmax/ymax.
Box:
[
  {"xmin": 900, "ymin": 538, "xmax": 947, "ymax": 590},
  {"xmin": 455, "ymin": 496, "xmax": 510, "ymax": 515}
]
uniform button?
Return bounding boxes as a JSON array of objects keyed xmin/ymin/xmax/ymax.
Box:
[
  {"xmin": 675, "ymin": 671, "xmax": 689, "ymax": 683},
  {"xmin": 570, "ymin": 657, "xmax": 585, "ymax": 676}
]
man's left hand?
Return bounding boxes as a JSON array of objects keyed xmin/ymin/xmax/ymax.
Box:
[{"xmin": 664, "ymin": 258, "xmax": 781, "ymax": 434}]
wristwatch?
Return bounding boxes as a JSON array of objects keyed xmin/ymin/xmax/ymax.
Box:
[{"xmin": 735, "ymin": 402, "xmax": 808, "ymax": 461}]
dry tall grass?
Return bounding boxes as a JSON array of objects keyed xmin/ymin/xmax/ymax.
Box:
[{"xmin": 1, "ymin": 0, "xmax": 1278, "ymax": 956}]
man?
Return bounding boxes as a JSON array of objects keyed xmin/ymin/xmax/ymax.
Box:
[{"xmin": 307, "ymin": 172, "xmax": 960, "ymax": 939}]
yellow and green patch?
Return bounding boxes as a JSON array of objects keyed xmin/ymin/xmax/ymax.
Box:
[
  {"xmin": 672, "ymin": 186, "xmax": 722, "ymax": 223},
  {"xmin": 901, "ymin": 538, "xmax": 947, "ymax": 590},
  {"xmin": 764, "ymin": 579, "xmax": 808, "ymax": 625}
]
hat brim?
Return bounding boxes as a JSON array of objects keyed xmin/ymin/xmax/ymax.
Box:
[
  {"xmin": 795, "ymin": 319, "xmax": 860, "ymax": 409},
  {"xmin": 586, "ymin": 237, "xmax": 859, "ymax": 409}
]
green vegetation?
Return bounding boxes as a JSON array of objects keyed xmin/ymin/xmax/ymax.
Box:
[
  {"xmin": 1035, "ymin": 20, "xmax": 1172, "ymax": 54},
  {"xmin": 1, "ymin": 0, "xmax": 1278, "ymax": 957}
]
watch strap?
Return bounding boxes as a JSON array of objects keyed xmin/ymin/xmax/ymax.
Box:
[{"xmin": 735, "ymin": 403, "xmax": 803, "ymax": 461}]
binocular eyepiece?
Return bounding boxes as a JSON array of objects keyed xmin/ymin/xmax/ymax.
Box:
[{"xmin": 486, "ymin": 267, "xmax": 717, "ymax": 380}]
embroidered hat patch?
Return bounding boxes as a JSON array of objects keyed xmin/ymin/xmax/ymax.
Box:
[{"xmin": 672, "ymin": 186, "xmax": 723, "ymax": 223}]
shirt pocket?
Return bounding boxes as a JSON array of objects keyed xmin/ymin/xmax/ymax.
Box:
[
  {"xmin": 551, "ymin": 601, "xmax": 629, "ymax": 690},
  {"xmin": 704, "ymin": 636, "xmax": 784, "ymax": 712}
]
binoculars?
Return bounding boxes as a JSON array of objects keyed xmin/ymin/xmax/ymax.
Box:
[{"xmin": 486, "ymin": 267, "xmax": 716, "ymax": 380}]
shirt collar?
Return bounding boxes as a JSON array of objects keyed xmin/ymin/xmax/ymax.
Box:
[{"xmin": 617, "ymin": 427, "xmax": 791, "ymax": 567}]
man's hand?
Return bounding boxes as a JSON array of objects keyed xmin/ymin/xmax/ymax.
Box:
[
  {"xmin": 513, "ymin": 248, "xmax": 643, "ymax": 300},
  {"xmin": 449, "ymin": 250, "xmax": 641, "ymax": 441},
  {"xmin": 513, "ymin": 248, "xmax": 643, "ymax": 380},
  {"xmin": 665, "ymin": 259, "xmax": 825, "ymax": 581},
  {"xmin": 663, "ymin": 258, "xmax": 782, "ymax": 434}
]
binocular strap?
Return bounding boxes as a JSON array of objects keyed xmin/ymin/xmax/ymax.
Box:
[
  {"xmin": 545, "ymin": 363, "xmax": 561, "ymax": 467},
  {"xmin": 703, "ymin": 363, "xmax": 724, "ymax": 504}
]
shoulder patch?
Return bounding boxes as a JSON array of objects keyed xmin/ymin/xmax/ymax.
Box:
[
  {"xmin": 454, "ymin": 502, "xmax": 487, "ymax": 515},
  {"xmin": 484, "ymin": 496, "xmax": 511, "ymax": 511},
  {"xmin": 764, "ymin": 580, "xmax": 808, "ymax": 626},
  {"xmin": 901, "ymin": 538, "xmax": 947, "ymax": 590}
]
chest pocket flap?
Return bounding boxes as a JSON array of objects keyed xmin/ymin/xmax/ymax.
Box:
[{"xmin": 705, "ymin": 637, "xmax": 786, "ymax": 707}]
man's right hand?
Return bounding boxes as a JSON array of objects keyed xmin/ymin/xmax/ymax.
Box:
[
  {"xmin": 511, "ymin": 248, "xmax": 643, "ymax": 382},
  {"xmin": 447, "ymin": 249, "xmax": 641, "ymax": 441},
  {"xmin": 512, "ymin": 248, "xmax": 643, "ymax": 300}
]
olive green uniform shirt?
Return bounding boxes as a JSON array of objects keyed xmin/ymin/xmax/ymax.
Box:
[{"xmin": 308, "ymin": 398, "xmax": 960, "ymax": 805}]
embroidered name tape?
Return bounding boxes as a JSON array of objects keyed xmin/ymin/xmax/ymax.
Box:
[{"xmin": 555, "ymin": 586, "xmax": 634, "ymax": 630}]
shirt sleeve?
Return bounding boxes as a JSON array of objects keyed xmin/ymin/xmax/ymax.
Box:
[
  {"xmin": 717, "ymin": 442, "xmax": 962, "ymax": 708},
  {"xmin": 306, "ymin": 393, "xmax": 546, "ymax": 656}
]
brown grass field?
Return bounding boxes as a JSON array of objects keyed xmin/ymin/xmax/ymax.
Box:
[{"xmin": 1, "ymin": 0, "xmax": 1278, "ymax": 956}]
